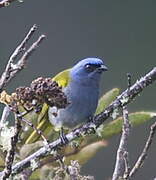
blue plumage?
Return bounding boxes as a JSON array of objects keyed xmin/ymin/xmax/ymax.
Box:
[{"xmin": 48, "ymin": 57, "xmax": 107, "ymax": 128}]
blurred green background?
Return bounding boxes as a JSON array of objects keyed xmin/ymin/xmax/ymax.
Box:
[{"xmin": 0, "ymin": 0, "xmax": 155, "ymax": 179}]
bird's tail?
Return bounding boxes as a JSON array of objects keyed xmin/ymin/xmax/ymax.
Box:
[{"xmin": 24, "ymin": 104, "xmax": 51, "ymax": 144}]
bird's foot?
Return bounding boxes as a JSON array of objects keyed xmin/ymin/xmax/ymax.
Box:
[
  {"xmin": 87, "ymin": 116, "xmax": 93, "ymax": 122},
  {"xmin": 60, "ymin": 127, "xmax": 69, "ymax": 145}
]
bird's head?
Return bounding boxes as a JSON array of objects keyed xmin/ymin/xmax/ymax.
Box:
[{"xmin": 70, "ymin": 57, "xmax": 108, "ymax": 85}]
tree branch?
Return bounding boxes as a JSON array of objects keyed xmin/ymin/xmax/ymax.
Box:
[
  {"xmin": 1, "ymin": 114, "xmax": 21, "ymax": 179},
  {"xmin": 0, "ymin": 67, "xmax": 155, "ymax": 176},
  {"xmin": 0, "ymin": 24, "xmax": 45, "ymax": 92},
  {"xmin": 129, "ymin": 119, "xmax": 156, "ymax": 178},
  {"xmin": 112, "ymin": 74, "xmax": 131, "ymax": 180},
  {"xmin": 93, "ymin": 67, "xmax": 156, "ymax": 127},
  {"xmin": 0, "ymin": 24, "xmax": 46, "ymax": 178},
  {"xmin": 112, "ymin": 105, "xmax": 131, "ymax": 180}
]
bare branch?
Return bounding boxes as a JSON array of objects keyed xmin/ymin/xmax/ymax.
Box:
[
  {"xmin": 0, "ymin": 67, "xmax": 154, "ymax": 176},
  {"xmin": 9, "ymin": 24, "xmax": 37, "ymax": 62},
  {"xmin": 123, "ymin": 151, "xmax": 130, "ymax": 179},
  {"xmin": 93, "ymin": 67, "xmax": 156, "ymax": 127},
  {"xmin": 112, "ymin": 73, "xmax": 132, "ymax": 180},
  {"xmin": 112, "ymin": 106, "xmax": 131, "ymax": 180},
  {"xmin": 21, "ymin": 117, "xmax": 48, "ymax": 143},
  {"xmin": 8, "ymin": 34, "xmax": 46, "ymax": 83},
  {"xmin": 129, "ymin": 120, "xmax": 156, "ymax": 178},
  {"xmin": 1, "ymin": 114, "xmax": 21, "ymax": 179},
  {"xmin": 0, "ymin": 24, "xmax": 45, "ymax": 92},
  {"xmin": 0, "ymin": 25, "xmax": 46, "ymax": 178}
]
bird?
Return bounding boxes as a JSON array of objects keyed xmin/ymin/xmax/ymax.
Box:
[{"xmin": 25, "ymin": 57, "xmax": 108, "ymax": 144}]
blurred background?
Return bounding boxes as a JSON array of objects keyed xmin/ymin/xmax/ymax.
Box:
[{"xmin": 0, "ymin": 0, "xmax": 155, "ymax": 179}]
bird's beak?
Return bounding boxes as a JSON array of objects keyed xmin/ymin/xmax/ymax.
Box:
[{"xmin": 98, "ymin": 64, "xmax": 108, "ymax": 72}]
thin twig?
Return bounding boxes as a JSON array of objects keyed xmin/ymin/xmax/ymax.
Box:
[
  {"xmin": 112, "ymin": 73, "xmax": 132, "ymax": 180},
  {"xmin": 0, "ymin": 67, "xmax": 154, "ymax": 176},
  {"xmin": 112, "ymin": 106, "xmax": 131, "ymax": 180},
  {"xmin": 1, "ymin": 114, "xmax": 22, "ymax": 179},
  {"xmin": 93, "ymin": 67, "xmax": 156, "ymax": 127},
  {"xmin": 21, "ymin": 117, "xmax": 48, "ymax": 144},
  {"xmin": 123, "ymin": 151, "xmax": 131, "ymax": 179},
  {"xmin": 0, "ymin": 25, "xmax": 46, "ymax": 178},
  {"xmin": 9, "ymin": 24, "xmax": 37, "ymax": 62},
  {"xmin": 8, "ymin": 34, "xmax": 46, "ymax": 83},
  {"xmin": 0, "ymin": 24, "xmax": 45, "ymax": 92},
  {"xmin": 127, "ymin": 73, "xmax": 132, "ymax": 89},
  {"xmin": 129, "ymin": 120, "xmax": 156, "ymax": 178},
  {"xmin": 16, "ymin": 108, "xmax": 49, "ymax": 143}
]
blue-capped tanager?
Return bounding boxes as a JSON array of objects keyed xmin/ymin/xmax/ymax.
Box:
[{"xmin": 25, "ymin": 57, "xmax": 108, "ymax": 144}]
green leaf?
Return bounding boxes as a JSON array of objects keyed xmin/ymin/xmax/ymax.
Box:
[
  {"xmin": 0, "ymin": 149, "xmax": 5, "ymax": 168},
  {"xmin": 20, "ymin": 141, "xmax": 44, "ymax": 159},
  {"xmin": 100, "ymin": 112, "xmax": 156, "ymax": 139},
  {"xmin": 27, "ymin": 112, "xmax": 156, "ymax": 179},
  {"xmin": 64, "ymin": 141, "xmax": 107, "ymax": 165},
  {"xmin": 96, "ymin": 88, "xmax": 120, "ymax": 114}
]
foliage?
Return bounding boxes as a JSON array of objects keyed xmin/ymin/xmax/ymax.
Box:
[{"xmin": 0, "ymin": 88, "xmax": 155, "ymax": 179}]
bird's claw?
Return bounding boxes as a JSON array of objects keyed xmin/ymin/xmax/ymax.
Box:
[{"xmin": 60, "ymin": 127, "xmax": 69, "ymax": 145}]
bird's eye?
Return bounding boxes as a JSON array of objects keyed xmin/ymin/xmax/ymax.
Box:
[{"xmin": 85, "ymin": 64, "xmax": 95, "ymax": 72}]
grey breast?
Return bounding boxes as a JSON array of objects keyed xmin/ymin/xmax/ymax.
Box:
[{"xmin": 48, "ymin": 81, "xmax": 99, "ymax": 128}]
